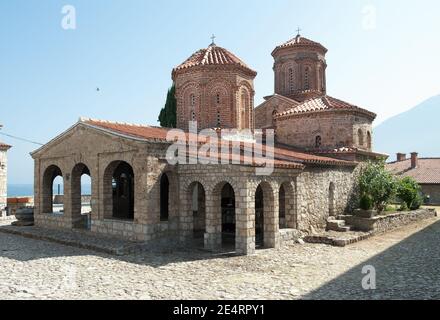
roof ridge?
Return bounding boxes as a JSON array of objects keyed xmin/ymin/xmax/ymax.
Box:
[{"xmin": 79, "ymin": 117, "xmax": 155, "ymax": 129}]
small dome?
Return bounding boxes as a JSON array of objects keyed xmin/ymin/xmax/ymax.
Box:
[
  {"xmin": 272, "ymin": 35, "xmax": 327, "ymax": 56},
  {"xmin": 173, "ymin": 44, "xmax": 257, "ymax": 79}
]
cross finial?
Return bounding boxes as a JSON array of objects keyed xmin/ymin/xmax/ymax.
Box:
[
  {"xmin": 210, "ymin": 34, "xmax": 216, "ymax": 45},
  {"xmin": 296, "ymin": 27, "xmax": 302, "ymax": 36}
]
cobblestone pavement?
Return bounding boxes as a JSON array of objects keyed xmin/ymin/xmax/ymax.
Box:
[{"xmin": 1, "ymin": 217, "xmax": 440, "ymax": 300}]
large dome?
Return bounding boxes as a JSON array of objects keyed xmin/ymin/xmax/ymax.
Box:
[
  {"xmin": 272, "ymin": 35, "xmax": 327, "ymax": 56},
  {"xmin": 172, "ymin": 43, "xmax": 257, "ymax": 79}
]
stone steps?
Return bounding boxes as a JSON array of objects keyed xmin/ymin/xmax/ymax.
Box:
[{"xmin": 326, "ymin": 218, "xmax": 353, "ymax": 233}]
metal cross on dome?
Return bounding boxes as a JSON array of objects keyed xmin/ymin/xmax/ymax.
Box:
[
  {"xmin": 211, "ymin": 34, "xmax": 216, "ymax": 45},
  {"xmin": 296, "ymin": 27, "xmax": 302, "ymax": 36}
]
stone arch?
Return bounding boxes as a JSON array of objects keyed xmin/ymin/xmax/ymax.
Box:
[
  {"xmin": 254, "ymin": 180, "xmax": 277, "ymax": 249},
  {"xmin": 358, "ymin": 129, "xmax": 365, "ymax": 147},
  {"xmin": 208, "ymin": 180, "xmax": 237, "ymax": 250},
  {"xmin": 42, "ymin": 165, "xmax": 63, "ymax": 214},
  {"xmin": 71, "ymin": 163, "xmax": 92, "ymax": 229},
  {"xmin": 367, "ymin": 131, "xmax": 372, "ymax": 150},
  {"xmin": 279, "ymin": 181, "xmax": 297, "ymax": 229},
  {"xmin": 188, "ymin": 181, "xmax": 206, "ymax": 238},
  {"xmin": 103, "ymin": 161, "xmax": 134, "ymax": 220},
  {"xmin": 329, "ymin": 182, "xmax": 336, "ymax": 217},
  {"xmin": 207, "ymin": 81, "xmax": 233, "ymax": 128}
]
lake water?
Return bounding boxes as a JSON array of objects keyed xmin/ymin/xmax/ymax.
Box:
[{"xmin": 7, "ymin": 184, "xmax": 92, "ymax": 197}]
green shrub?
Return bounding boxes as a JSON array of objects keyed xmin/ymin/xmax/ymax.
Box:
[
  {"xmin": 396, "ymin": 177, "xmax": 422, "ymax": 211},
  {"xmin": 359, "ymin": 161, "xmax": 397, "ymax": 214},
  {"xmin": 359, "ymin": 194, "xmax": 373, "ymax": 210}
]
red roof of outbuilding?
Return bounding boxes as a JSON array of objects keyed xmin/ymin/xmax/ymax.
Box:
[{"xmin": 387, "ymin": 158, "xmax": 440, "ymax": 184}]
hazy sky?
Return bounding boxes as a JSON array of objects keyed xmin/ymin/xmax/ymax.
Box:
[{"xmin": 1, "ymin": 0, "xmax": 439, "ymax": 184}]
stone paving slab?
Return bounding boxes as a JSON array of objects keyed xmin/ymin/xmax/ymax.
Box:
[
  {"xmin": 304, "ymin": 230, "xmax": 373, "ymax": 247},
  {"xmin": 0, "ymin": 222, "xmax": 146, "ymax": 256}
]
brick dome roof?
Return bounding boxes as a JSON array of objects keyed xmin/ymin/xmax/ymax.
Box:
[
  {"xmin": 172, "ymin": 44, "xmax": 257, "ymax": 78},
  {"xmin": 272, "ymin": 35, "xmax": 328, "ymax": 56}
]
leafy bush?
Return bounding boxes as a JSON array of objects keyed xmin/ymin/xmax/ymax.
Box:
[
  {"xmin": 396, "ymin": 177, "xmax": 423, "ymax": 211},
  {"xmin": 359, "ymin": 194, "xmax": 373, "ymax": 210},
  {"xmin": 359, "ymin": 161, "xmax": 397, "ymax": 214}
]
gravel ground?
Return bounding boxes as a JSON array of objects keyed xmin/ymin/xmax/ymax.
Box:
[{"xmin": 1, "ymin": 217, "xmax": 439, "ymax": 300}]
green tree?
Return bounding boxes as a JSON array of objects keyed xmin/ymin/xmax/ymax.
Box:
[
  {"xmin": 359, "ymin": 161, "xmax": 397, "ymax": 213},
  {"xmin": 158, "ymin": 84, "xmax": 177, "ymax": 128},
  {"xmin": 396, "ymin": 177, "xmax": 423, "ymax": 210}
]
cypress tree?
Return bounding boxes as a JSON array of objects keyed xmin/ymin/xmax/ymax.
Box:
[{"xmin": 158, "ymin": 84, "xmax": 177, "ymax": 128}]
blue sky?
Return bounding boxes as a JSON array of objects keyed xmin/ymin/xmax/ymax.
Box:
[{"xmin": 1, "ymin": 0, "xmax": 440, "ymax": 184}]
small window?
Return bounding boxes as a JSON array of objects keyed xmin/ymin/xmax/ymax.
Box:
[
  {"xmin": 315, "ymin": 136, "xmax": 322, "ymax": 148},
  {"xmin": 304, "ymin": 67, "xmax": 310, "ymax": 90},
  {"xmin": 358, "ymin": 129, "xmax": 364, "ymax": 147},
  {"xmin": 289, "ymin": 68, "xmax": 294, "ymax": 94}
]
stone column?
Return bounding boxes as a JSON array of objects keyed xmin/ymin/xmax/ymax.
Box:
[
  {"xmin": 63, "ymin": 170, "xmax": 73, "ymax": 229},
  {"xmin": 264, "ymin": 187, "xmax": 280, "ymax": 249},
  {"xmin": 235, "ymin": 183, "xmax": 255, "ymax": 255},
  {"xmin": 179, "ymin": 183, "xmax": 193, "ymax": 243},
  {"xmin": 204, "ymin": 193, "xmax": 222, "ymax": 252}
]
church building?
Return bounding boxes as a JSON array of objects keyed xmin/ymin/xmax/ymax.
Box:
[{"xmin": 31, "ymin": 34, "xmax": 386, "ymax": 255}]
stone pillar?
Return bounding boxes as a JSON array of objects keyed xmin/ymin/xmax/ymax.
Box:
[
  {"xmin": 204, "ymin": 193, "xmax": 222, "ymax": 252},
  {"xmin": 264, "ymin": 187, "xmax": 280, "ymax": 249},
  {"xmin": 63, "ymin": 170, "xmax": 72, "ymax": 229},
  {"xmin": 235, "ymin": 184, "xmax": 255, "ymax": 255},
  {"xmin": 179, "ymin": 184, "xmax": 193, "ymax": 243}
]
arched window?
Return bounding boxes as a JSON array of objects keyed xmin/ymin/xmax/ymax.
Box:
[
  {"xmin": 304, "ymin": 67, "xmax": 310, "ymax": 90},
  {"xmin": 241, "ymin": 89, "xmax": 249, "ymax": 129},
  {"xmin": 358, "ymin": 129, "xmax": 364, "ymax": 147},
  {"xmin": 288, "ymin": 68, "xmax": 294, "ymax": 94},
  {"xmin": 315, "ymin": 135, "xmax": 322, "ymax": 148},
  {"xmin": 367, "ymin": 131, "xmax": 372, "ymax": 150}
]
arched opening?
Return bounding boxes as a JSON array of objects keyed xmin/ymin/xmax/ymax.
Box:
[
  {"xmin": 190, "ymin": 182, "xmax": 206, "ymax": 239},
  {"xmin": 255, "ymin": 185, "xmax": 265, "ymax": 247},
  {"xmin": 329, "ymin": 182, "xmax": 335, "ymax": 217},
  {"xmin": 358, "ymin": 129, "xmax": 364, "ymax": 147},
  {"xmin": 221, "ymin": 183, "xmax": 236, "ymax": 247},
  {"xmin": 367, "ymin": 131, "xmax": 372, "ymax": 150},
  {"xmin": 71, "ymin": 163, "xmax": 91, "ymax": 230},
  {"xmin": 104, "ymin": 161, "xmax": 134, "ymax": 220},
  {"xmin": 240, "ymin": 88, "xmax": 249, "ymax": 129},
  {"xmin": 315, "ymin": 135, "xmax": 322, "ymax": 148},
  {"xmin": 279, "ymin": 184, "xmax": 286, "ymax": 229},
  {"xmin": 160, "ymin": 173, "xmax": 170, "ymax": 221},
  {"xmin": 42, "ymin": 165, "xmax": 63, "ymax": 214}
]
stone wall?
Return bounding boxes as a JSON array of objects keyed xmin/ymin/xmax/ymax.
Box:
[
  {"xmin": 296, "ymin": 165, "xmax": 360, "ymax": 233},
  {"xmin": 344, "ymin": 209, "xmax": 437, "ymax": 233},
  {"xmin": 275, "ymin": 111, "xmax": 373, "ymax": 151},
  {"xmin": 421, "ymin": 184, "xmax": 440, "ymax": 205}
]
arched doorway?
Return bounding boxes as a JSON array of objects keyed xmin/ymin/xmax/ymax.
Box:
[
  {"xmin": 221, "ymin": 183, "xmax": 236, "ymax": 247},
  {"xmin": 329, "ymin": 182, "xmax": 335, "ymax": 217},
  {"xmin": 104, "ymin": 161, "xmax": 134, "ymax": 220},
  {"xmin": 42, "ymin": 165, "xmax": 63, "ymax": 214},
  {"xmin": 279, "ymin": 184, "xmax": 286, "ymax": 229},
  {"xmin": 255, "ymin": 185, "xmax": 265, "ymax": 247},
  {"xmin": 190, "ymin": 182, "xmax": 206, "ymax": 239},
  {"xmin": 71, "ymin": 163, "xmax": 91, "ymax": 230},
  {"xmin": 160, "ymin": 173, "xmax": 170, "ymax": 221}
]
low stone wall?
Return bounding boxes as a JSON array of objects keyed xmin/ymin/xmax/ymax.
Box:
[
  {"xmin": 34, "ymin": 213, "xmax": 73, "ymax": 230},
  {"xmin": 343, "ymin": 209, "xmax": 437, "ymax": 234}
]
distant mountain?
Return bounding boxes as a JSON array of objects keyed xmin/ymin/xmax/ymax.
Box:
[{"xmin": 374, "ymin": 94, "xmax": 440, "ymax": 161}]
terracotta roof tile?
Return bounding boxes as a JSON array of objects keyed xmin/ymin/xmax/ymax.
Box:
[
  {"xmin": 173, "ymin": 44, "xmax": 256, "ymax": 77},
  {"xmin": 276, "ymin": 95, "xmax": 376, "ymax": 119},
  {"xmin": 0, "ymin": 141, "xmax": 11, "ymax": 150},
  {"xmin": 272, "ymin": 35, "xmax": 328, "ymax": 55},
  {"xmin": 81, "ymin": 118, "xmax": 356, "ymax": 167},
  {"xmin": 387, "ymin": 158, "xmax": 440, "ymax": 184}
]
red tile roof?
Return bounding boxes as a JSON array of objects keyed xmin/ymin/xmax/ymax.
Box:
[
  {"xmin": 276, "ymin": 95, "xmax": 376, "ymax": 120},
  {"xmin": 81, "ymin": 118, "xmax": 356, "ymax": 167},
  {"xmin": 387, "ymin": 158, "xmax": 440, "ymax": 184},
  {"xmin": 272, "ymin": 35, "xmax": 328, "ymax": 55},
  {"xmin": 172, "ymin": 44, "xmax": 257, "ymax": 77}
]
